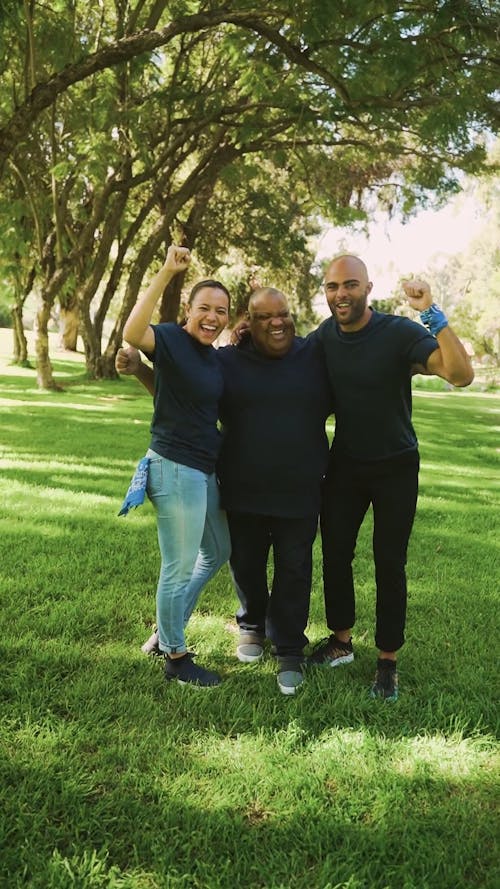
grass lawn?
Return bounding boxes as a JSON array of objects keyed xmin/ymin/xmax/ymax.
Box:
[{"xmin": 1, "ymin": 330, "xmax": 499, "ymax": 889}]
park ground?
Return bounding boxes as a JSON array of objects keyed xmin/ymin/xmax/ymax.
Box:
[{"xmin": 0, "ymin": 328, "xmax": 499, "ymax": 889}]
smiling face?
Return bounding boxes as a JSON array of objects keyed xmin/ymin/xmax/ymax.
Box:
[
  {"xmin": 247, "ymin": 288, "xmax": 295, "ymax": 358},
  {"xmin": 324, "ymin": 255, "xmax": 373, "ymax": 332},
  {"xmin": 184, "ymin": 286, "xmax": 229, "ymax": 345}
]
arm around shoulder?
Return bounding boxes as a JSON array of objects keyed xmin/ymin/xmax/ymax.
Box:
[{"xmin": 115, "ymin": 346, "xmax": 155, "ymax": 396}]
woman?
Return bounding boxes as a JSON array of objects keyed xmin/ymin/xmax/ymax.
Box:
[{"xmin": 123, "ymin": 245, "xmax": 231, "ymax": 687}]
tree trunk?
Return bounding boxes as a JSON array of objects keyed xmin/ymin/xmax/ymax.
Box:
[
  {"xmin": 10, "ymin": 263, "xmax": 35, "ymax": 364},
  {"xmin": 59, "ymin": 302, "xmax": 80, "ymax": 351},
  {"xmin": 100, "ymin": 325, "xmax": 122, "ymax": 380},
  {"xmin": 35, "ymin": 297, "xmax": 61, "ymax": 389},
  {"xmin": 160, "ymin": 272, "xmax": 186, "ymax": 322},
  {"xmin": 11, "ymin": 305, "xmax": 29, "ymax": 364},
  {"xmin": 158, "ymin": 177, "xmax": 219, "ymax": 322},
  {"xmin": 80, "ymin": 307, "xmax": 103, "ymax": 379},
  {"xmin": 99, "ymin": 351, "xmax": 119, "ymax": 379}
]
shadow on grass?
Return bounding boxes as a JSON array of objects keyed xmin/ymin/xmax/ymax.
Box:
[
  {"xmin": 2, "ymin": 639, "xmax": 498, "ymax": 888},
  {"xmin": 1, "ymin": 371, "xmax": 499, "ymax": 888}
]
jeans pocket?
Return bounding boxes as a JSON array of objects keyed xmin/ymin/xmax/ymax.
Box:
[{"xmin": 147, "ymin": 457, "xmax": 164, "ymax": 498}]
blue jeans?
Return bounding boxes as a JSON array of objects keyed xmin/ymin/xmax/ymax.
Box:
[{"xmin": 146, "ymin": 449, "xmax": 231, "ymax": 654}]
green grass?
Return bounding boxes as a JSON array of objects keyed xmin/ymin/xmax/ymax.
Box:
[{"xmin": 1, "ymin": 331, "xmax": 499, "ymax": 889}]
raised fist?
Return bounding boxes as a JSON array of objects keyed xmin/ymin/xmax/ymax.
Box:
[{"xmin": 402, "ymin": 279, "xmax": 432, "ymax": 311}]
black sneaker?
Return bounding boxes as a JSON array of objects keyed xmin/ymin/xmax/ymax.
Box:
[
  {"xmin": 164, "ymin": 653, "xmax": 220, "ymax": 687},
  {"xmin": 307, "ymin": 634, "xmax": 354, "ymax": 667},
  {"xmin": 370, "ymin": 658, "xmax": 398, "ymax": 701}
]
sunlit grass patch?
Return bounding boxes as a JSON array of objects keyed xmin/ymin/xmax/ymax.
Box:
[{"xmin": 0, "ymin": 346, "xmax": 499, "ymax": 888}]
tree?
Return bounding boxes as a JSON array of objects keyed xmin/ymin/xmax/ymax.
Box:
[
  {"xmin": 375, "ymin": 143, "xmax": 500, "ymax": 363},
  {"xmin": 0, "ymin": 1, "xmax": 499, "ymax": 385},
  {"xmin": 435, "ymin": 168, "xmax": 500, "ymax": 361}
]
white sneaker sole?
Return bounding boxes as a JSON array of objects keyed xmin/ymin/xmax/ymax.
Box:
[
  {"xmin": 141, "ymin": 631, "xmax": 160, "ymax": 654},
  {"xmin": 176, "ymin": 678, "xmax": 219, "ymax": 688},
  {"xmin": 237, "ymin": 649, "xmax": 263, "ymax": 663},
  {"xmin": 328, "ymin": 653, "xmax": 354, "ymax": 667},
  {"xmin": 277, "ymin": 675, "xmax": 304, "ymax": 695}
]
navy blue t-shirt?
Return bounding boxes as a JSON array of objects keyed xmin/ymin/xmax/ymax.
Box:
[
  {"xmin": 216, "ymin": 337, "xmax": 334, "ymax": 517},
  {"xmin": 315, "ymin": 310, "xmax": 439, "ymax": 461},
  {"xmin": 148, "ymin": 323, "xmax": 224, "ymax": 473}
]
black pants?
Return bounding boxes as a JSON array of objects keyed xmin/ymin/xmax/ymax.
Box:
[
  {"xmin": 320, "ymin": 451, "xmax": 419, "ymax": 652},
  {"xmin": 227, "ymin": 511, "xmax": 319, "ymax": 657}
]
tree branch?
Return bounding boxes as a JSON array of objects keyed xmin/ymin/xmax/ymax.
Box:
[{"xmin": 0, "ymin": 9, "xmax": 284, "ymax": 175}]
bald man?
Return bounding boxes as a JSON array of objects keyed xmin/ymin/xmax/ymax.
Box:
[{"xmin": 308, "ymin": 254, "xmax": 473, "ymax": 700}]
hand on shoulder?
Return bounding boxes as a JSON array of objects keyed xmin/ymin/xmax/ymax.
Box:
[{"xmin": 116, "ymin": 346, "xmax": 142, "ymax": 375}]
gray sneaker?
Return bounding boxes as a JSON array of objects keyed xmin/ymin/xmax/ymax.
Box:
[
  {"xmin": 236, "ymin": 631, "xmax": 265, "ymax": 663},
  {"xmin": 277, "ymin": 656, "xmax": 304, "ymax": 695},
  {"xmin": 141, "ymin": 629, "xmax": 161, "ymax": 656}
]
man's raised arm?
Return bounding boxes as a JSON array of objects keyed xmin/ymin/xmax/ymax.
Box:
[{"xmin": 403, "ymin": 279, "xmax": 474, "ymax": 387}]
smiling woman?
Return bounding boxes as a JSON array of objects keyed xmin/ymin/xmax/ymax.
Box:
[
  {"xmin": 183, "ymin": 281, "xmax": 231, "ymax": 346},
  {"xmin": 121, "ymin": 245, "xmax": 232, "ymax": 687}
]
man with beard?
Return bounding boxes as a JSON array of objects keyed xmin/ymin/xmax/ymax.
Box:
[{"xmin": 308, "ymin": 254, "xmax": 473, "ymax": 701}]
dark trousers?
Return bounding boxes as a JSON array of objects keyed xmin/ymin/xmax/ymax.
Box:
[
  {"xmin": 227, "ymin": 511, "xmax": 319, "ymax": 657},
  {"xmin": 320, "ymin": 451, "xmax": 419, "ymax": 652}
]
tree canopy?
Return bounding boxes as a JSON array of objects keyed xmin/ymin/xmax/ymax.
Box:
[{"xmin": 0, "ymin": 1, "xmax": 498, "ymax": 385}]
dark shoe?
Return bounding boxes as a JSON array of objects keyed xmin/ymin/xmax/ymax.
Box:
[
  {"xmin": 277, "ymin": 656, "xmax": 304, "ymax": 695},
  {"xmin": 307, "ymin": 634, "xmax": 354, "ymax": 667},
  {"xmin": 371, "ymin": 658, "xmax": 398, "ymax": 701},
  {"xmin": 141, "ymin": 629, "xmax": 161, "ymax": 656},
  {"xmin": 165, "ymin": 653, "xmax": 220, "ymax": 687},
  {"xmin": 236, "ymin": 631, "xmax": 265, "ymax": 663}
]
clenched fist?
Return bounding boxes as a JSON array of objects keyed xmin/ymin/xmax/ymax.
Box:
[
  {"xmin": 115, "ymin": 346, "xmax": 142, "ymax": 375},
  {"xmin": 402, "ymin": 279, "xmax": 433, "ymax": 312},
  {"xmin": 163, "ymin": 244, "xmax": 191, "ymax": 275}
]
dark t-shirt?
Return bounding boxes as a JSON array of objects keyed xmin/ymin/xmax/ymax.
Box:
[
  {"xmin": 216, "ymin": 336, "xmax": 334, "ymax": 517},
  {"xmin": 315, "ymin": 310, "xmax": 439, "ymax": 461},
  {"xmin": 148, "ymin": 323, "xmax": 224, "ymax": 473}
]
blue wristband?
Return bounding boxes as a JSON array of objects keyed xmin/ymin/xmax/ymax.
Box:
[{"xmin": 419, "ymin": 303, "xmax": 448, "ymax": 336}]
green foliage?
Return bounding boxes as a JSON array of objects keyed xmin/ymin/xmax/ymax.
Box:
[
  {"xmin": 0, "ymin": 1, "xmax": 499, "ymax": 381},
  {"xmin": 0, "ymin": 301, "xmax": 12, "ymax": 327},
  {"xmin": 0, "ymin": 341, "xmax": 499, "ymax": 888},
  {"xmin": 417, "ymin": 157, "xmax": 500, "ymax": 361}
]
